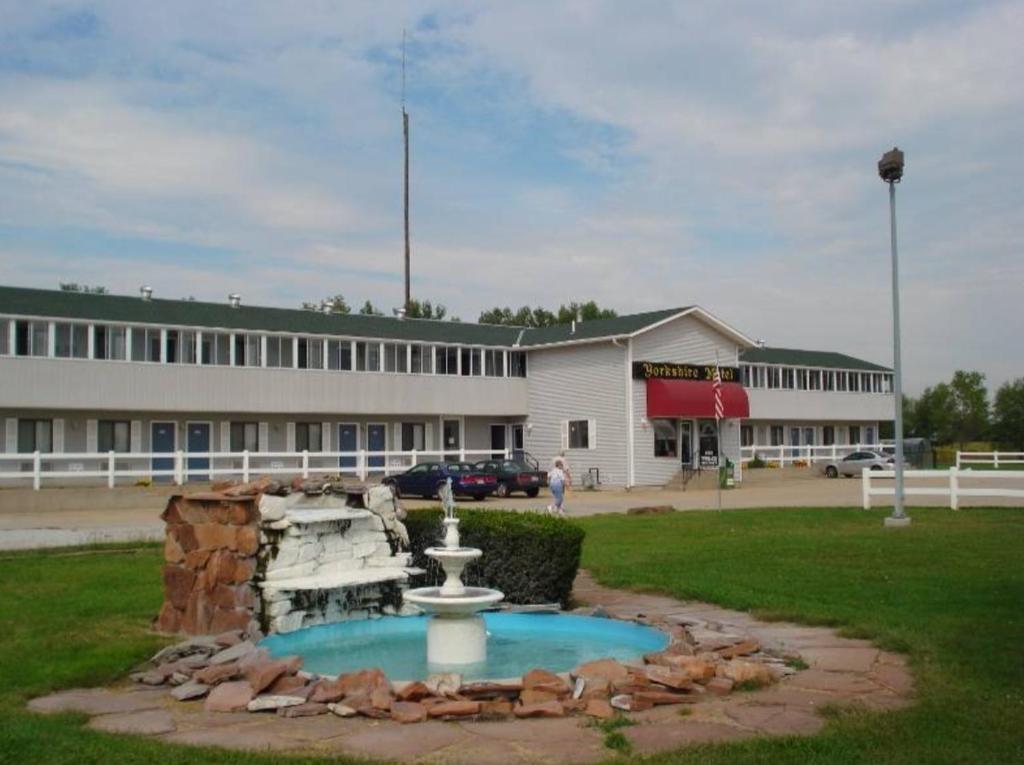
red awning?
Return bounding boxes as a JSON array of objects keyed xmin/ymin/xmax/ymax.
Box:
[{"xmin": 646, "ymin": 379, "xmax": 750, "ymax": 418}]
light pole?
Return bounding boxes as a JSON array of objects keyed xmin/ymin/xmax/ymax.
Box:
[{"xmin": 878, "ymin": 147, "xmax": 910, "ymax": 527}]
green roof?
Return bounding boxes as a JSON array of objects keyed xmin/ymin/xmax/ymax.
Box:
[
  {"xmin": 517, "ymin": 307, "xmax": 690, "ymax": 346},
  {"xmin": 740, "ymin": 346, "xmax": 891, "ymax": 372}
]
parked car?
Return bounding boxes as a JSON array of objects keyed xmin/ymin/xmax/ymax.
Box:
[
  {"xmin": 822, "ymin": 450, "xmax": 896, "ymax": 478},
  {"xmin": 383, "ymin": 462, "xmax": 497, "ymax": 500},
  {"xmin": 473, "ymin": 459, "xmax": 546, "ymax": 498}
]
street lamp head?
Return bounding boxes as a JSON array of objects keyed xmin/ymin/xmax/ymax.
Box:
[{"xmin": 878, "ymin": 147, "xmax": 904, "ymax": 183}]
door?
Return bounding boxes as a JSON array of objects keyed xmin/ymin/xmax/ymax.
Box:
[
  {"xmin": 443, "ymin": 418, "xmax": 461, "ymax": 461},
  {"xmin": 511, "ymin": 424, "xmax": 525, "ymax": 452},
  {"xmin": 698, "ymin": 420, "xmax": 719, "ymax": 469},
  {"xmin": 151, "ymin": 422, "xmax": 175, "ymax": 482},
  {"xmin": 186, "ymin": 423, "xmax": 210, "ymax": 481},
  {"xmin": 490, "ymin": 424, "xmax": 506, "ymax": 459},
  {"xmin": 865, "ymin": 426, "xmax": 875, "ymax": 446},
  {"xmin": 679, "ymin": 421, "xmax": 693, "ymax": 467},
  {"xmin": 338, "ymin": 424, "xmax": 358, "ymax": 469},
  {"xmin": 803, "ymin": 427, "xmax": 815, "ymax": 460},
  {"xmin": 789, "ymin": 427, "xmax": 800, "ymax": 459},
  {"xmin": 367, "ymin": 424, "xmax": 386, "ymax": 469}
]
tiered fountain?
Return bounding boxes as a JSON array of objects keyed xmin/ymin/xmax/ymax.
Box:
[{"xmin": 402, "ymin": 480, "xmax": 505, "ymax": 669}]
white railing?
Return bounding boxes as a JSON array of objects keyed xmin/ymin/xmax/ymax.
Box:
[
  {"xmin": 0, "ymin": 448, "xmax": 504, "ymax": 490},
  {"xmin": 956, "ymin": 451, "xmax": 1024, "ymax": 469},
  {"xmin": 741, "ymin": 443, "xmax": 885, "ymax": 467},
  {"xmin": 862, "ymin": 467, "xmax": 1024, "ymax": 510}
]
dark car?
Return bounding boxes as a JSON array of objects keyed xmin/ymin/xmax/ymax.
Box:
[
  {"xmin": 383, "ymin": 462, "xmax": 497, "ymax": 500},
  {"xmin": 473, "ymin": 459, "xmax": 546, "ymax": 498}
]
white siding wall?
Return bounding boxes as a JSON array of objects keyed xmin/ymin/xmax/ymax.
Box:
[
  {"xmin": 631, "ymin": 315, "xmax": 743, "ymax": 486},
  {"xmin": 525, "ymin": 341, "xmax": 628, "ymax": 486}
]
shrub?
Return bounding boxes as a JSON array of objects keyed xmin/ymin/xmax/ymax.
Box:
[
  {"xmin": 748, "ymin": 454, "xmax": 767, "ymax": 469},
  {"xmin": 403, "ymin": 509, "xmax": 584, "ymax": 607}
]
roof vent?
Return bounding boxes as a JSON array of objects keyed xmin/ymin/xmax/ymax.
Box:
[
  {"xmin": 140, "ymin": 286, "xmax": 153, "ymax": 301},
  {"xmin": 228, "ymin": 294, "xmax": 241, "ymax": 309},
  {"xmin": 393, "ymin": 307, "xmax": 407, "ymax": 321},
  {"xmin": 756, "ymin": 338, "xmax": 766, "ymax": 348},
  {"xmin": 570, "ymin": 319, "xmax": 576, "ymax": 335}
]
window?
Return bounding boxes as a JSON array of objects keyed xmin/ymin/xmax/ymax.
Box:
[
  {"xmin": 266, "ymin": 336, "xmax": 293, "ymax": 368},
  {"xmin": 770, "ymin": 425, "xmax": 784, "ymax": 446},
  {"xmin": 882, "ymin": 374, "xmax": 893, "ymax": 394},
  {"xmin": 356, "ymin": 341, "xmax": 380, "ymax": 372},
  {"xmin": 401, "ymin": 422, "xmax": 425, "ymax": 451},
  {"xmin": 171, "ymin": 330, "xmax": 198, "ymax": 364},
  {"xmin": 848, "ymin": 372, "xmax": 860, "ymax": 392},
  {"xmin": 653, "ymin": 419, "xmax": 677, "ymax": 457},
  {"xmin": 298, "ymin": 337, "xmax": 324, "ymax": 370},
  {"xmin": 808, "ymin": 370, "xmax": 821, "ymax": 390},
  {"xmin": 94, "ymin": 325, "xmax": 127, "ymax": 360},
  {"xmin": 484, "ymin": 349, "xmax": 504, "ymax": 377},
  {"xmin": 568, "ymin": 419, "xmax": 590, "ymax": 449},
  {"xmin": 0, "ymin": 319, "xmax": 8, "ymax": 355},
  {"xmin": 410, "ymin": 344, "xmax": 433, "ymax": 374},
  {"xmin": 17, "ymin": 419, "xmax": 52, "ymax": 453},
  {"xmin": 823, "ymin": 426, "xmax": 835, "ymax": 446},
  {"xmin": 130, "ymin": 328, "xmax": 162, "ymax": 361},
  {"xmin": 200, "ymin": 332, "xmax": 231, "ymax": 365},
  {"xmin": 781, "ymin": 368, "xmax": 795, "ymax": 389},
  {"xmin": 54, "ymin": 323, "xmax": 88, "ymax": 358},
  {"xmin": 849, "ymin": 425, "xmax": 861, "ymax": 445},
  {"xmin": 871, "ymin": 374, "xmax": 882, "ymax": 393},
  {"xmin": 741, "ymin": 425, "xmax": 754, "ymax": 447},
  {"xmin": 327, "ymin": 340, "xmax": 353, "ymax": 371},
  {"xmin": 836, "ymin": 371, "xmax": 848, "ymax": 391},
  {"xmin": 767, "ymin": 367, "xmax": 781, "ymax": 389},
  {"xmin": 14, "ymin": 320, "xmax": 49, "ymax": 357},
  {"xmin": 747, "ymin": 366, "xmax": 765, "ymax": 388},
  {"xmin": 230, "ymin": 422, "xmax": 259, "ymax": 452},
  {"xmin": 740, "ymin": 365, "xmax": 751, "ymax": 386},
  {"xmin": 796, "ymin": 369, "xmax": 808, "ymax": 390},
  {"xmin": 383, "ymin": 343, "xmax": 408, "ymax": 373},
  {"xmin": 509, "ymin": 351, "xmax": 527, "ymax": 378},
  {"xmin": 459, "ymin": 348, "xmax": 482, "ymax": 376},
  {"xmin": 824, "ymin": 370, "xmax": 835, "ymax": 391},
  {"xmin": 861, "ymin": 373, "xmax": 872, "ymax": 392},
  {"xmin": 98, "ymin": 420, "xmax": 131, "ymax": 453},
  {"xmin": 295, "ymin": 423, "xmax": 322, "ymax": 452},
  {"xmin": 435, "ymin": 346, "xmax": 459, "ymax": 375}
]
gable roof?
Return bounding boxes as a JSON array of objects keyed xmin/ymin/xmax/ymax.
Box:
[
  {"xmin": 516, "ymin": 307, "xmax": 687, "ymax": 346},
  {"xmin": 740, "ymin": 346, "xmax": 891, "ymax": 372}
]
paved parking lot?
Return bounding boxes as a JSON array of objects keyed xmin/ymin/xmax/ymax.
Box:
[{"xmin": 1, "ymin": 468, "xmax": 1019, "ymax": 550}]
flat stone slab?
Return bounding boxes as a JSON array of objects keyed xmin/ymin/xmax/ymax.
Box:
[
  {"xmin": 258, "ymin": 567, "xmax": 409, "ymax": 592},
  {"xmin": 284, "ymin": 508, "xmax": 370, "ymax": 524},
  {"xmin": 26, "ymin": 570, "xmax": 914, "ymax": 763}
]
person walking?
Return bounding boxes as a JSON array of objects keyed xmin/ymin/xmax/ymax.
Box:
[{"xmin": 547, "ymin": 457, "xmax": 570, "ymax": 517}]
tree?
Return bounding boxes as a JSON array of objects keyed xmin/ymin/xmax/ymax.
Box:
[
  {"xmin": 909, "ymin": 383, "xmax": 956, "ymax": 443},
  {"xmin": 992, "ymin": 378, "xmax": 1024, "ymax": 449},
  {"xmin": 302, "ymin": 295, "xmax": 351, "ymax": 314},
  {"xmin": 405, "ymin": 299, "xmax": 447, "ymax": 320},
  {"xmin": 59, "ymin": 282, "xmax": 107, "ymax": 294},
  {"xmin": 949, "ymin": 370, "xmax": 990, "ymax": 447},
  {"xmin": 358, "ymin": 300, "xmax": 383, "ymax": 316},
  {"xmin": 478, "ymin": 301, "xmax": 616, "ymax": 327}
]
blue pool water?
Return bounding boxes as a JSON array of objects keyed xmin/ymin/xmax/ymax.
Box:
[{"xmin": 261, "ymin": 613, "xmax": 669, "ymax": 680}]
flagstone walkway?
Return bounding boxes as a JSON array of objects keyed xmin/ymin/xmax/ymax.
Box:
[{"xmin": 28, "ymin": 572, "xmax": 914, "ymax": 762}]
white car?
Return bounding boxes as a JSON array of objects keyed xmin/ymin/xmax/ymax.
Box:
[{"xmin": 823, "ymin": 450, "xmax": 896, "ymax": 478}]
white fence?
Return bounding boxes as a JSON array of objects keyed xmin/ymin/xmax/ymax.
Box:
[
  {"xmin": 862, "ymin": 467, "xmax": 1024, "ymax": 510},
  {"xmin": 741, "ymin": 443, "xmax": 885, "ymax": 468},
  {"xmin": 0, "ymin": 448, "xmax": 504, "ymax": 490},
  {"xmin": 956, "ymin": 451, "xmax": 1024, "ymax": 469}
]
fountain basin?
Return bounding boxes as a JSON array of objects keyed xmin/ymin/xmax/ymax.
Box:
[
  {"xmin": 260, "ymin": 612, "xmax": 670, "ymax": 681},
  {"xmin": 402, "ymin": 586, "xmax": 505, "ymax": 616}
]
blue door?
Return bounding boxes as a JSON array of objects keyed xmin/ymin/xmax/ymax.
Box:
[
  {"xmin": 338, "ymin": 424, "xmax": 357, "ymax": 469},
  {"xmin": 151, "ymin": 422, "xmax": 175, "ymax": 482},
  {"xmin": 367, "ymin": 424, "xmax": 385, "ymax": 469},
  {"xmin": 187, "ymin": 423, "xmax": 210, "ymax": 481}
]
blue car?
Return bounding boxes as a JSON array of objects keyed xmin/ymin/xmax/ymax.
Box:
[{"xmin": 383, "ymin": 462, "xmax": 498, "ymax": 500}]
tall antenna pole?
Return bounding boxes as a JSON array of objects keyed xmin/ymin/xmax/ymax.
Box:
[{"xmin": 402, "ymin": 30, "xmax": 411, "ymax": 312}]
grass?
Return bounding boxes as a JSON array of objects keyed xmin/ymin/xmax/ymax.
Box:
[{"xmin": 1, "ymin": 508, "xmax": 1022, "ymax": 763}]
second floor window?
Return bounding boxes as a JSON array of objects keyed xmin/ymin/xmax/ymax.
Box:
[
  {"xmin": 94, "ymin": 325, "xmax": 127, "ymax": 360},
  {"xmin": 266, "ymin": 336, "xmax": 294, "ymax": 368},
  {"xmin": 509, "ymin": 351, "xmax": 527, "ymax": 378},
  {"xmin": 384, "ymin": 343, "xmax": 408, "ymax": 373},
  {"xmin": 327, "ymin": 340, "xmax": 353, "ymax": 370},
  {"xmin": 410, "ymin": 344, "xmax": 432, "ymax": 374},
  {"xmin": 435, "ymin": 346, "xmax": 458, "ymax": 375},
  {"xmin": 14, "ymin": 320, "xmax": 48, "ymax": 357},
  {"xmin": 298, "ymin": 337, "xmax": 323, "ymax": 369},
  {"xmin": 484, "ymin": 349, "xmax": 504, "ymax": 377},
  {"xmin": 55, "ymin": 323, "xmax": 88, "ymax": 358}
]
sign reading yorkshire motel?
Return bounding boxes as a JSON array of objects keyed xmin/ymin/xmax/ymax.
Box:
[{"xmin": 632, "ymin": 361, "xmax": 740, "ymax": 383}]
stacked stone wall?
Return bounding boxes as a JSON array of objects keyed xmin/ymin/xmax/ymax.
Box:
[{"xmin": 156, "ymin": 493, "xmax": 262, "ymax": 635}]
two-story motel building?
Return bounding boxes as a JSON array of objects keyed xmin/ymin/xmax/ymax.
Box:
[{"xmin": 0, "ymin": 285, "xmax": 894, "ymax": 486}]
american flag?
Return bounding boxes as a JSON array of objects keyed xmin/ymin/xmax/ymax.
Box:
[{"xmin": 712, "ymin": 364, "xmax": 724, "ymax": 421}]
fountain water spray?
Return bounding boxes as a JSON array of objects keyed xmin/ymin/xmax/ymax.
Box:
[{"xmin": 402, "ymin": 479, "xmax": 504, "ymax": 669}]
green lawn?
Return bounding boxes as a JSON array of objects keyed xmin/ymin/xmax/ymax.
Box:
[{"xmin": 1, "ymin": 508, "xmax": 1023, "ymax": 764}]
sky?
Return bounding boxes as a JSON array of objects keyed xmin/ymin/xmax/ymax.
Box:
[{"xmin": 0, "ymin": 1, "xmax": 1021, "ymax": 394}]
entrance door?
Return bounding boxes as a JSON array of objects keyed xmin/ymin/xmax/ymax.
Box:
[
  {"xmin": 338, "ymin": 424, "xmax": 357, "ymax": 469},
  {"xmin": 490, "ymin": 424, "xmax": 506, "ymax": 459},
  {"xmin": 698, "ymin": 420, "xmax": 719, "ymax": 469},
  {"xmin": 367, "ymin": 424, "xmax": 386, "ymax": 469},
  {"xmin": 679, "ymin": 421, "xmax": 693, "ymax": 467},
  {"xmin": 865, "ymin": 426, "xmax": 875, "ymax": 446},
  {"xmin": 511, "ymin": 424, "xmax": 525, "ymax": 452},
  {"xmin": 789, "ymin": 427, "xmax": 800, "ymax": 459},
  {"xmin": 151, "ymin": 422, "xmax": 175, "ymax": 482},
  {"xmin": 186, "ymin": 422, "xmax": 210, "ymax": 481},
  {"xmin": 443, "ymin": 419, "xmax": 461, "ymax": 461},
  {"xmin": 803, "ymin": 427, "xmax": 815, "ymax": 460}
]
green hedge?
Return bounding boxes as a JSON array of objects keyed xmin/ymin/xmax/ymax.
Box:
[{"xmin": 403, "ymin": 509, "xmax": 585, "ymax": 607}]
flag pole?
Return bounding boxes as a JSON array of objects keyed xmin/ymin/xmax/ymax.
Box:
[{"xmin": 715, "ymin": 350, "xmax": 722, "ymax": 511}]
